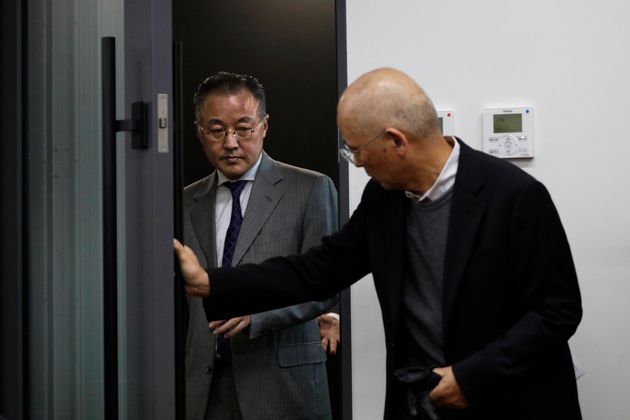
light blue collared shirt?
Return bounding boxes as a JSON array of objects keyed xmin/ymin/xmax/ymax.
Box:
[{"xmin": 215, "ymin": 153, "xmax": 263, "ymax": 266}]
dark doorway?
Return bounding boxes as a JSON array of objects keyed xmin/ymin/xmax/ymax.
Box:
[
  {"xmin": 173, "ymin": 1, "xmax": 347, "ymax": 419},
  {"xmin": 174, "ymin": 0, "xmax": 339, "ymax": 188}
]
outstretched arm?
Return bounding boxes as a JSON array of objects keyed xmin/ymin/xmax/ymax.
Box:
[{"xmin": 174, "ymin": 239, "xmax": 210, "ymax": 297}]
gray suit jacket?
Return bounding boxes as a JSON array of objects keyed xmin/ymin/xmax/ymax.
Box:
[{"xmin": 184, "ymin": 152, "xmax": 338, "ymax": 420}]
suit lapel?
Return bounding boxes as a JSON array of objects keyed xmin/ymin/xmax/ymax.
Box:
[
  {"xmin": 382, "ymin": 189, "xmax": 407, "ymax": 335},
  {"xmin": 189, "ymin": 173, "xmax": 218, "ymax": 267},
  {"xmin": 443, "ymin": 141, "xmax": 486, "ymax": 327},
  {"xmin": 231, "ymin": 153, "xmax": 282, "ymax": 266}
]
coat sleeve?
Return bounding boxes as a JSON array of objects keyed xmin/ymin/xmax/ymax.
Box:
[{"xmin": 204, "ymin": 179, "xmax": 376, "ymax": 321}]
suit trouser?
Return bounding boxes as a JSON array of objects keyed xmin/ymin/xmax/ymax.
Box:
[{"xmin": 206, "ymin": 358, "xmax": 243, "ymax": 420}]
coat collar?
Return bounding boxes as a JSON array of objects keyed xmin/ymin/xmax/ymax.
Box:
[
  {"xmin": 230, "ymin": 152, "xmax": 282, "ymax": 265},
  {"xmin": 189, "ymin": 173, "xmax": 218, "ymax": 267},
  {"xmin": 442, "ymin": 139, "xmax": 486, "ymax": 326},
  {"xmin": 382, "ymin": 187, "xmax": 408, "ymax": 336}
]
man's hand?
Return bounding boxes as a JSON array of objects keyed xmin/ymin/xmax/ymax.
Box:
[
  {"xmin": 429, "ymin": 366, "xmax": 469, "ymax": 410},
  {"xmin": 210, "ymin": 316, "xmax": 251, "ymax": 338},
  {"xmin": 173, "ymin": 239, "xmax": 211, "ymax": 297},
  {"xmin": 317, "ymin": 313, "xmax": 340, "ymax": 355}
]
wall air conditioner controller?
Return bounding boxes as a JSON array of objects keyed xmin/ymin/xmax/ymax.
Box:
[{"xmin": 482, "ymin": 107, "xmax": 534, "ymax": 158}]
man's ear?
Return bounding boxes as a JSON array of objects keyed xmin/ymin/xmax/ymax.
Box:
[
  {"xmin": 195, "ymin": 123, "xmax": 204, "ymax": 144},
  {"xmin": 261, "ymin": 114, "xmax": 270, "ymax": 138},
  {"xmin": 385, "ymin": 128, "xmax": 409, "ymax": 155}
]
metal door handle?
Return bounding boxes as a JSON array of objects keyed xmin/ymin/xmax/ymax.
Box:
[{"xmin": 101, "ymin": 36, "xmax": 148, "ymax": 420}]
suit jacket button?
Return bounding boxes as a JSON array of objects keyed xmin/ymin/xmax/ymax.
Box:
[{"xmin": 205, "ymin": 366, "xmax": 212, "ymax": 374}]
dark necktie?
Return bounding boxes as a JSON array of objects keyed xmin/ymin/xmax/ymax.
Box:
[
  {"xmin": 222, "ymin": 180, "xmax": 247, "ymax": 268},
  {"xmin": 216, "ymin": 180, "xmax": 247, "ymax": 360}
]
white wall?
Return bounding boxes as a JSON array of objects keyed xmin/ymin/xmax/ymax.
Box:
[{"xmin": 346, "ymin": 1, "xmax": 630, "ymax": 419}]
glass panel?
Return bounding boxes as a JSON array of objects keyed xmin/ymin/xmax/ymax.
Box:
[{"xmin": 25, "ymin": 0, "xmax": 124, "ymax": 418}]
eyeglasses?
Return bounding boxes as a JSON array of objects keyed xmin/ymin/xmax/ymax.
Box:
[
  {"xmin": 197, "ymin": 119, "xmax": 264, "ymax": 142},
  {"xmin": 339, "ymin": 130, "xmax": 384, "ymax": 164}
]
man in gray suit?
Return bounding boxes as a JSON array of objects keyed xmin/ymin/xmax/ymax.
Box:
[{"xmin": 184, "ymin": 71, "xmax": 338, "ymax": 420}]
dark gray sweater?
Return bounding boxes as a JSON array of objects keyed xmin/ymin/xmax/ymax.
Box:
[{"xmin": 402, "ymin": 189, "xmax": 453, "ymax": 368}]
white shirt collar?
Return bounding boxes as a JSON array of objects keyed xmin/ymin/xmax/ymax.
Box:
[{"xmin": 405, "ymin": 137, "xmax": 460, "ymax": 202}]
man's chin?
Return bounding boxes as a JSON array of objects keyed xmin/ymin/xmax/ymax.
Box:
[
  {"xmin": 218, "ymin": 163, "xmax": 246, "ymax": 179},
  {"xmin": 380, "ymin": 181, "xmax": 406, "ymax": 191}
]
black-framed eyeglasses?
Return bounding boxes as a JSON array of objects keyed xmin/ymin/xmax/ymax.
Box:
[
  {"xmin": 197, "ymin": 119, "xmax": 264, "ymax": 142},
  {"xmin": 339, "ymin": 130, "xmax": 385, "ymax": 164}
]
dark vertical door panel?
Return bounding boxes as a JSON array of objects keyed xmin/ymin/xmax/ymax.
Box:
[{"xmin": 0, "ymin": 0, "xmax": 24, "ymax": 417}]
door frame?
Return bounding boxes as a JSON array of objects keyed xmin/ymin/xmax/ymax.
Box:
[
  {"xmin": 0, "ymin": 0, "xmax": 350, "ymax": 418},
  {"xmin": 0, "ymin": 0, "xmax": 178, "ymax": 418},
  {"xmin": 335, "ymin": 0, "xmax": 353, "ymax": 415},
  {"xmin": 116, "ymin": 0, "xmax": 176, "ymax": 417}
]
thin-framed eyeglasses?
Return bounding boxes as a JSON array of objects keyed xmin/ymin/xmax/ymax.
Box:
[
  {"xmin": 339, "ymin": 130, "xmax": 385, "ymax": 164},
  {"xmin": 197, "ymin": 119, "xmax": 264, "ymax": 142}
]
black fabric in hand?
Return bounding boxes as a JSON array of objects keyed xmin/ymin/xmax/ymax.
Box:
[{"xmin": 394, "ymin": 366, "xmax": 441, "ymax": 419}]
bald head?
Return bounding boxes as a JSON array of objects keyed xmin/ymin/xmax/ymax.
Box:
[{"xmin": 338, "ymin": 68, "xmax": 440, "ymax": 141}]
